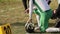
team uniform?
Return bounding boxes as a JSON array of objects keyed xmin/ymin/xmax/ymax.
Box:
[
  {"xmin": 33, "ymin": 0, "xmax": 51, "ymax": 27},
  {"xmin": 29, "ymin": 0, "xmax": 52, "ymax": 32},
  {"xmin": 46, "ymin": 0, "xmax": 60, "ymax": 32}
]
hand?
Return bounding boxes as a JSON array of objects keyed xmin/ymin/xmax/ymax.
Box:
[
  {"xmin": 53, "ymin": 9, "xmax": 56, "ymax": 14},
  {"xmin": 27, "ymin": 18, "xmax": 32, "ymax": 23},
  {"xmin": 25, "ymin": 8, "xmax": 29, "ymax": 13}
]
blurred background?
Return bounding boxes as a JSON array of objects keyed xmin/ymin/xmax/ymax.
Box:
[{"xmin": 0, "ymin": 0, "xmax": 59, "ymax": 34}]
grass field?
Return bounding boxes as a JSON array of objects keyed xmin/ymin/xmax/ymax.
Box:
[{"xmin": 0, "ymin": 0, "xmax": 60, "ymax": 34}]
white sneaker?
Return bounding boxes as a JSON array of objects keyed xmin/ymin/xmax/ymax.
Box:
[{"xmin": 46, "ymin": 27, "xmax": 60, "ymax": 32}]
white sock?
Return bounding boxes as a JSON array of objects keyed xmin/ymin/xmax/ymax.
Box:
[
  {"xmin": 36, "ymin": 15, "xmax": 40, "ymax": 27},
  {"xmin": 46, "ymin": 27, "xmax": 60, "ymax": 32}
]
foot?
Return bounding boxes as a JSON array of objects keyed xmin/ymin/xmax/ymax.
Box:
[{"xmin": 34, "ymin": 27, "xmax": 40, "ymax": 32}]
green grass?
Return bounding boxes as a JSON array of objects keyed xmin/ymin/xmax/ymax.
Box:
[{"xmin": 0, "ymin": 0, "xmax": 60, "ymax": 34}]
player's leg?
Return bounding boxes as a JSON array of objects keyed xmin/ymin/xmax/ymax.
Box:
[
  {"xmin": 22, "ymin": 0, "xmax": 27, "ymax": 10},
  {"xmin": 33, "ymin": 8, "xmax": 40, "ymax": 27},
  {"xmin": 36, "ymin": 15, "xmax": 40, "ymax": 27},
  {"xmin": 54, "ymin": 4, "xmax": 60, "ymax": 27},
  {"xmin": 39, "ymin": 9, "xmax": 52, "ymax": 32},
  {"xmin": 33, "ymin": 9, "xmax": 41, "ymax": 31},
  {"xmin": 46, "ymin": 27, "xmax": 60, "ymax": 32}
]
